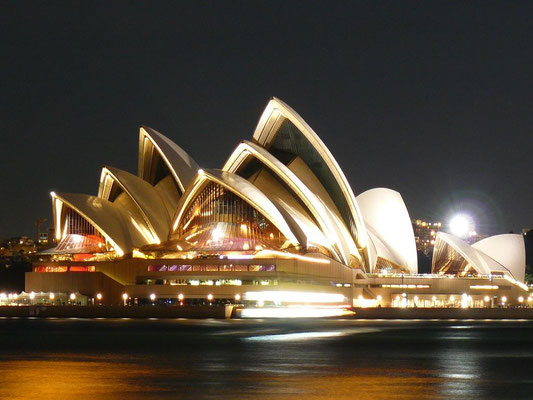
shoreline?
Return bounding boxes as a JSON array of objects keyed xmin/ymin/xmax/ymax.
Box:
[{"xmin": 1, "ymin": 305, "xmax": 533, "ymax": 320}]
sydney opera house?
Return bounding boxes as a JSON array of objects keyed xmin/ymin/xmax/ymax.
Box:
[{"xmin": 28, "ymin": 98, "xmax": 529, "ymax": 312}]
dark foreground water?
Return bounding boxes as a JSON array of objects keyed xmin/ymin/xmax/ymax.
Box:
[{"xmin": 1, "ymin": 318, "xmax": 533, "ymax": 399}]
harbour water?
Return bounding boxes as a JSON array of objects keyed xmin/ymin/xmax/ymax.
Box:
[{"xmin": 1, "ymin": 318, "xmax": 533, "ymax": 399}]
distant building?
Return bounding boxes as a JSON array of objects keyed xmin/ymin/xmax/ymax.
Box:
[
  {"xmin": 412, "ymin": 219, "xmax": 441, "ymax": 255},
  {"xmin": 0, "ymin": 237, "xmax": 37, "ymax": 257},
  {"xmin": 38, "ymin": 232, "xmax": 48, "ymax": 244}
]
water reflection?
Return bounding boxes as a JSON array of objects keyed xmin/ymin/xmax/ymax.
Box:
[{"xmin": 0, "ymin": 319, "xmax": 533, "ymax": 399}]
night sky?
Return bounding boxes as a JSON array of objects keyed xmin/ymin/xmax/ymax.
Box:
[{"xmin": 2, "ymin": 1, "xmax": 532, "ymax": 239}]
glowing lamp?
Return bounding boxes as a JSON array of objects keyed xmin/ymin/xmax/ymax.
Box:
[{"xmin": 449, "ymin": 214, "xmax": 475, "ymax": 238}]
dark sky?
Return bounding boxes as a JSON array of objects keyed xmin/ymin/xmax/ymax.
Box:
[{"xmin": 1, "ymin": 1, "xmax": 532, "ymax": 239}]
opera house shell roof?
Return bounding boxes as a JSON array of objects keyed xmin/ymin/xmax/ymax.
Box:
[
  {"xmin": 432, "ymin": 232, "xmax": 527, "ymax": 283},
  {"xmin": 48, "ymin": 97, "xmax": 419, "ymax": 274}
]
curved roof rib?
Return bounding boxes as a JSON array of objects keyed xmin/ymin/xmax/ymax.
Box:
[
  {"xmin": 51, "ymin": 192, "xmax": 151, "ymax": 256},
  {"xmin": 472, "ymin": 234, "xmax": 526, "ymax": 283},
  {"xmin": 223, "ymin": 140, "xmax": 360, "ymax": 266},
  {"xmin": 252, "ymin": 97, "xmax": 368, "ymax": 260},
  {"xmin": 171, "ymin": 169, "xmax": 299, "ymax": 247},
  {"xmin": 98, "ymin": 166, "xmax": 171, "ymax": 243},
  {"xmin": 138, "ymin": 125, "xmax": 199, "ymax": 193},
  {"xmin": 432, "ymin": 232, "xmax": 506, "ymax": 277},
  {"xmin": 356, "ymin": 188, "xmax": 417, "ymax": 274},
  {"xmin": 365, "ymin": 228, "xmax": 405, "ymax": 272}
]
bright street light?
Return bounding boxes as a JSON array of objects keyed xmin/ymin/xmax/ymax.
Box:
[{"xmin": 449, "ymin": 214, "xmax": 475, "ymax": 238}]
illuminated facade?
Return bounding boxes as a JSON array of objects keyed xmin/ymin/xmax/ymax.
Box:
[{"xmin": 28, "ymin": 98, "xmax": 529, "ymax": 312}]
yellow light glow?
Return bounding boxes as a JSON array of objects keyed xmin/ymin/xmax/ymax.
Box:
[
  {"xmin": 70, "ymin": 293, "xmax": 76, "ymax": 301},
  {"xmin": 241, "ymin": 306, "xmax": 354, "ymax": 319},
  {"xmin": 518, "ymin": 296, "xmax": 524, "ymax": 303},
  {"xmin": 132, "ymin": 249, "xmax": 147, "ymax": 259},
  {"xmin": 211, "ymin": 226, "xmax": 223, "ymax": 241},
  {"xmin": 243, "ymin": 242, "xmax": 250, "ymax": 250},
  {"xmin": 207, "ymin": 293, "xmax": 214, "ymax": 301},
  {"xmin": 122, "ymin": 293, "xmax": 128, "ymax": 300},
  {"xmin": 178, "ymin": 293, "xmax": 184, "ymax": 301},
  {"xmin": 470, "ymin": 285, "xmax": 499, "ymax": 290},
  {"xmin": 258, "ymin": 249, "xmax": 330, "ymax": 264},
  {"xmin": 484, "ymin": 296, "xmax": 490, "ymax": 302},
  {"xmin": 96, "ymin": 293, "xmax": 102, "ymax": 300},
  {"xmin": 130, "ymin": 217, "xmax": 160, "ymax": 245},
  {"xmin": 49, "ymin": 293, "xmax": 55, "ymax": 300},
  {"xmin": 243, "ymin": 291, "xmax": 345, "ymax": 304},
  {"xmin": 501, "ymin": 296, "xmax": 507, "ymax": 303},
  {"xmin": 234, "ymin": 294, "xmax": 241, "ymax": 302},
  {"xmin": 29, "ymin": 292, "xmax": 35, "ymax": 300}
]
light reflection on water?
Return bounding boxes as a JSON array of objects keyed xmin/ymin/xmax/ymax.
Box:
[{"xmin": 1, "ymin": 319, "xmax": 533, "ymax": 399}]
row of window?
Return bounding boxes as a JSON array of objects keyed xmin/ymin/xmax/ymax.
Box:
[
  {"xmin": 33, "ymin": 266, "xmax": 96, "ymax": 273},
  {"xmin": 147, "ymin": 264, "xmax": 276, "ymax": 272}
]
